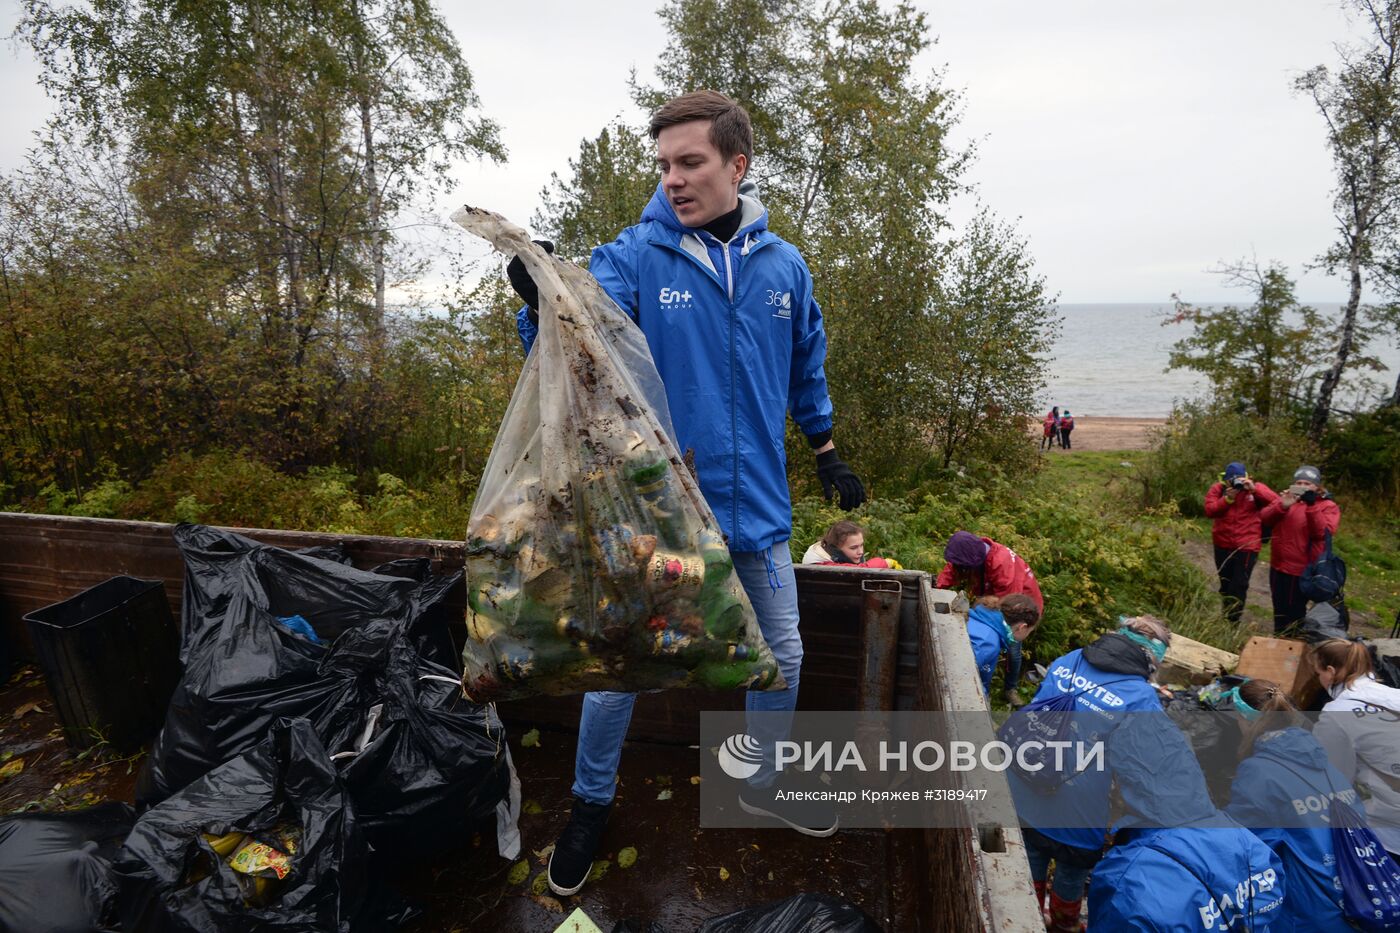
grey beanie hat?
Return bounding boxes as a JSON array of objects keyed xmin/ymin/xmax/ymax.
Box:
[{"xmin": 1293, "ymin": 465, "xmax": 1322, "ymax": 484}]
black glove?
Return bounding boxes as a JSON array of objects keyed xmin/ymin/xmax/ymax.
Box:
[
  {"xmin": 1300, "ymin": 489, "xmax": 1318, "ymax": 505},
  {"xmin": 507, "ymin": 239, "xmax": 554, "ymax": 321},
  {"xmin": 815, "ymin": 449, "xmax": 865, "ymax": 510}
]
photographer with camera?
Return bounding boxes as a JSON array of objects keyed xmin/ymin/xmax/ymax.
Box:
[
  {"xmin": 1203, "ymin": 461, "xmax": 1277, "ymax": 625},
  {"xmin": 1260, "ymin": 465, "xmax": 1341, "ymax": 633}
]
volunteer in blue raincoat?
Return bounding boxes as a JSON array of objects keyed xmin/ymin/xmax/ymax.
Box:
[
  {"xmin": 967, "ymin": 594, "xmax": 1039, "ymax": 695},
  {"xmin": 1006, "ymin": 615, "xmax": 1171, "ymax": 930},
  {"xmin": 1224, "ymin": 678, "xmax": 1364, "ymax": 932},
  {"xmin": 508, "ymin": 90, "xmax": 866, "ymax": 897},
  {"xmin": 1090, "ymin": 713, "xmax": 1288, "ymax": 930}
]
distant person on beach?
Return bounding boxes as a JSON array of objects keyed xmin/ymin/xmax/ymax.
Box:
[
  {"xmin": 802, "ymin": 520, "xmax": 901, "ymax": 568},
  {"xmin": 1058, "ymin": 410, "xmax": 1075, "ymax": 449},
  {"xmin": 1041, "ymin": 407, "xmax": 1060, "ymax": 451},
  {"xmin": 1259, "ymin": 465, "xmax": 1341, "ymax": 633},
  {"xmin": 1203, "ymin": 461, "xmax": 1277, "ymax": 625}
]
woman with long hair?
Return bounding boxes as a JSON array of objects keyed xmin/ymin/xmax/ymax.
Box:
[{"xmin": 1311, "ymin": 639, "xmax": 1400, "ymax": 861}]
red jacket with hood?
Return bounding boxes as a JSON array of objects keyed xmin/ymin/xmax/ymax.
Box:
[
  {"xmin": 1260, "ymin": 493, "xmax": 1341, "ymax": 576},
  {"xmin": 1203, "ymin": 481, "xmax": 1278, "ymax": 552},
  {"xmin": 936, "ymin": 537, "xmax": 1044, "ymax": 614}
]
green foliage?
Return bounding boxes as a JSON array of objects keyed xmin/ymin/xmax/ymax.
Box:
[
  {"xmin": 1164, "ymin": 263, "xmax": 1332, "ymax": 420},
  {"xmin": 1324, "ymin": 404, "xmax": 1400, "ymax": 509},
  {"xmin": 791, "ymin": 464, "xmax": 1229, "ymax": 665},
  {"xmin": 3, "ymin": 0, "xmax": 502, "ymax": 497},
  {"xmin": 10, "ymin": 450, "xmax": 468, "ymax": 540},
  {"xmin": 1137, "ymin": 403, "xmax": 1319, "ymax": 517},
  {"xmin": 534, "ymin": 123, "xmax": 658, "ymax": 261}
]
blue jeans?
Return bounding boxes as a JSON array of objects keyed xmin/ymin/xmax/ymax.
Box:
[
  {"xmin": 1024, "ymin": 828, "xmax": 1097, "ymax": 901},
  {"xmin": 572, "ymin": 541, "xmax": 803, "ymax": 804}
]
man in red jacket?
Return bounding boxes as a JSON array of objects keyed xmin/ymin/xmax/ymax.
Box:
[
  {"xmin": 1203, "ymin": 461, "xmax": 1277, "ymax": 624},
  {"xmin": 937, "ymin": 531, "xmax": 1044, "ymax": 705},
  {"xmin": 1259, "ymin": 464, "xmax": 1341, "ymax": 633}
]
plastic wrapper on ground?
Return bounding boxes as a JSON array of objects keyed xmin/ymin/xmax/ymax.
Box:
[
  {"xmin": 450, "ymin": 206, "xmax": 786, "ymax": 702},
  {"xmin": 695, "ymin": 893, "xmax": 883, "ymax": 932}
]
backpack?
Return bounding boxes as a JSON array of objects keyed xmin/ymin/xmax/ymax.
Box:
[
  {"xmin": 997, "ymin": 662, "xmax": 1131, "ymax": 793},
  {"xmin": 1272, "ymin": 759, "xmax": 1400, "ymax": 931},
  {"xmin": 1300, "ymin": 529, "xmax": 1347, "ymax": 602}
]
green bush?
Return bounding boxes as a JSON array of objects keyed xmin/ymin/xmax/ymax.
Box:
[
  {"xmin": 792, "ymin": 470, "xmax": 1232, "ymax": 666},
  {"xmin": 1324, "ymin": 405, "xmax": 1400, "ymax": 511},
  {"xmin": 1137, "ymin": 402, "xmax": 1318, "ymax": 516}
]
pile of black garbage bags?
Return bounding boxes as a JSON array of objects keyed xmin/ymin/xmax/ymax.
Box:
[{"xmin": 0, "ymin": 524, "xmax": 514, "ymax": 933}]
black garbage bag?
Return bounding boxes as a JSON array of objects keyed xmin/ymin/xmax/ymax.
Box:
[
  {"xmin": 328, "ymin": 633, "xmax": 510, "ymax": 857},
  {"xmin": 0, "ymin": 802, "xmax": 134, "ymax": 933},
  {"xmin": 696, "ymin": 893, "xmax": 883, "ymax": 932},
  {"xmin": 137, "ymin": 525, "xmax": 484, "ymax": 809},
  {"xmin": 1164, "ymin": 691, "xmax": 1241, "ymax": 807},
  {"xmin": 116, "ymin": 718, "xmax": 381, "ymax": 932}
]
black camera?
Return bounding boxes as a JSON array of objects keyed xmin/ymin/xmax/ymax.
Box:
[{"xmin": 1229, "ymin": 476, "xmax": 1248, "ymax": 490}]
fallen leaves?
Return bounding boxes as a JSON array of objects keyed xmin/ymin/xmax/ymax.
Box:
[
  {"xmin": 522, "ymin": 799, "xmax": 543, "ymax": 815},
  {"xmin": 530, "ymin": 872, "xmax": 550, "ymax": 895},
  {"xmin": 507, "ymin": 860, "xmax": 530, "ymax": 885},
  {"xmin": 586, "ymin": 859, "xmax": 610, "ymax": 883},
  {"xmin": 0, "ymin": 758, "xmax": 23, "ymax": 781},
  {"xmin": 532, "ymin": 843, "xmax": 555, "ymax": 865},
  {"xmin": 526, "ymin": 894, "xmax": 564, "ymax": 913},
  {"xmin": 617, "ymin": 846, "xmax": 637, "ymax": 869},
  {"xmin": 655, "ymin": 789, "xmax": 672, "ymax": 801},
  {"xmin": 12, "ymin": 702, "xmax": 43, "ymax": 720},
  {"xmin": 718, "ymin": 866, "xmax": 730, "ymax": 881},
  {"xmin": 520, "ymin": 728, "xmax": 541, "ymax": 748}
]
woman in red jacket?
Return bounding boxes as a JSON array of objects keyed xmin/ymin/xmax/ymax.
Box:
[
  {"xmin": 1259, "ymin": 464, "xmax": 1341, "ymax": 633},
  {"xmin": 1202, "ymin": 461, "xmax": 1277, "ymax": 624},
  {"xmin": 936, "ymin": 531, "xmax": 1044, "ymax": 706}
]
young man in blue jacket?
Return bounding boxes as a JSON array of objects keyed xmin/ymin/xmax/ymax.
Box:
[{"xmin": 508, "ymin": 90, "xmax": 865, "ymax": 896}]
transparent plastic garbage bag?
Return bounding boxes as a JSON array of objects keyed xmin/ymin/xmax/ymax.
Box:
[{"xmin": 450, "ymin": 206, "xmax": 786, "ymax": 702}]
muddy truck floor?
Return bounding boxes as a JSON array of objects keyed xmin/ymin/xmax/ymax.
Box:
[{"xmin": 391, "ymin": 726, "xmax": 925, "ymax": 932}]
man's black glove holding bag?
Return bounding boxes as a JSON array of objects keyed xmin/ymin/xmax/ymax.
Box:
[
  {"xmin": 508, "ymin": 239, "xmax": 554, "ymax": 324},
  {"xmin": 815, "ymin": 449, "xmax": 865, "ymax": 510}
]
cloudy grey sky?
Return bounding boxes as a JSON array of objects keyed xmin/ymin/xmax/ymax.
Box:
[{"xmin": 0, "ymin": 0, "xmax": 1378, "ymax": 303}]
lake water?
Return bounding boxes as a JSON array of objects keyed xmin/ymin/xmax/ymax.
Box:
[{"xmin": 1046, "ymin": 303, "xmax": 1400, "ymax": 418}]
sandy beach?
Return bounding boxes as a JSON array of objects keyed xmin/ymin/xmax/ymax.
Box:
[{"xmin": 1035, "ymin": 415, "xmax": 1167, "ymax": 452}]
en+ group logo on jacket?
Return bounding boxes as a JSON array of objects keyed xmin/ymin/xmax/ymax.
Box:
[{"xmin": 658, "ymin": 286, "xmax": 694, "ymax": 311}]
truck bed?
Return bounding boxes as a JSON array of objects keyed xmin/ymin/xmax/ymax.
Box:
[{"xmin": 0, "ymin": 512, "xmax": 1041, "ymax": 931}]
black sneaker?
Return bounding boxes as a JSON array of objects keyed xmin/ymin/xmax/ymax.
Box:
[
  {"xmin": 737, "ymin": 773, "xmax": 839, "ymax": 837},
  {"xmin": 547, "ymin": 797, "xmax": 612, "ymax": 896}
]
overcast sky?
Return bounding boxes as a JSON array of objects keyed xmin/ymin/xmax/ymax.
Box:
[{"xmin": 0, "ymin": 0, "xmax": 1380, "ymax": 303}]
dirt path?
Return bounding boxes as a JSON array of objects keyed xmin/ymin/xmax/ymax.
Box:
[{"xmin": 1032, "ymin": 416, "xmax": 1165, "ymax": 452}]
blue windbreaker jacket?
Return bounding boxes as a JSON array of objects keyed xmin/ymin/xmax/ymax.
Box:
[
  {"xmin": 1090, "ymin": 823, "xmax": 1287, "ymax": 931},
  {"xmin": 967, "ymin": 604, "xmax": 1011, "ymax": 695},
  {"xmin": 1226, "ymin": 728, "xmax": 1365, "ymax": 932},
  {"xmin": 517, "ymin": 184, "xmax": 834, "ymax": 553},
  {"xmin": 1007, "ymin": 643, "xmax": 1163, "ymax": 851},
  {"xmin": 1091, "ymin": 713, "xmax": 1288, "ymax": 931}
]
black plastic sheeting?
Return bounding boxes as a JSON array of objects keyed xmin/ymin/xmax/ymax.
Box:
[
  {"xmin": 0, "ymin": 802, "xmax": 134, "ymax": 933},
  {"xmin": 1164, "ymin": 688, "xmax": 1242, "ymax": 808},
  {"xmin": 694, "ymin": 893, "xmax": 884, "ymax": 932},
  {"xmin": 115, "ymin": 718, "xmax": 398, "ymax": 932},
  {"xmin": 136, "ymin": 524, "xmax": 508, "ymax": 860}
]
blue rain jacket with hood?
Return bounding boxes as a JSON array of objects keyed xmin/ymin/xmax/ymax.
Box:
[
  {"xmin": 1226, "ymin": 727, "xmax": 1364, "ymax": 932},
  {"xmin": 517, "ymin": 183, "xmax": 834, "ymax": 553},
  {"xmin": 1007, "ymin": 632, "xmax": 1164, "ymax": 851},
  {"xmin": 1090, "ymin": 715, "xmax": 1288, "ymax": 931},
  {"xmin": 967, "ymin": 604, "xmax": 1013, "ymax": 694}
]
